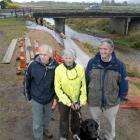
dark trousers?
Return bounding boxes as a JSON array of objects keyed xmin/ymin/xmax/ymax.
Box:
[{"xmin": 59, "ymin": 102, "xmax": 80, "ymax": 138}]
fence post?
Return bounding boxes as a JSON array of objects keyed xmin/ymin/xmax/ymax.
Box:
[{"xmin": 15, "ymin": 9, "xmax": 17, "ymax": 18}]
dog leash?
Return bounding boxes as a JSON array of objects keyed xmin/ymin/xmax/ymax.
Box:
[{"xmin": 76, "ymin": 110, "xmax": 83, "ymax": 124}]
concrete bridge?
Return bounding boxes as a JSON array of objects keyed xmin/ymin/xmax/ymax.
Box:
[
  {"xmin": 32, "ymin": 9, "xmax": 140, "ymax": 35},
  {"xmin": 1, "ymin": 8, "xmax": 140, "ymax": 34}
]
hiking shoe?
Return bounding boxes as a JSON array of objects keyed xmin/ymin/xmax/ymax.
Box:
[
  {"xmin": 60, "ymin": 136, "xmax": 67, "ymax": 140},
  {"xmin": 43, "ymin": 129, "xmax": 53, "ymax": 138}
]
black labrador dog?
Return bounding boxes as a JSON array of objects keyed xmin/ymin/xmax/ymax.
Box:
[{"xmin": 74, "ymin": 118, "xmax": 101, "ymax": 140}]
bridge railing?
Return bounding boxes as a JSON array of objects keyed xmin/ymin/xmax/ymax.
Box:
[{"xmin": 1, "ymin": 8, "xmax": 140, "ymax": 18}]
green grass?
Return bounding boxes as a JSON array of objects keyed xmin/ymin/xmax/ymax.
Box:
[
  {"xmin": 0, "ymin": 17, "xmax": 27, "ymax": 61},
  {"xmin": 43, "ymin": 20, "xmax": 54, "ymax": 30},
  {"xmin": 66, "ymin": 18, "xmax": 110, "ymax": 33},
  {"xmin": 66, "ymin": 18, "xmax": 140, "ymax": 50},
  {"xmin": 113, "ymin": 31, "xmax": 140, "ymax": 50},
  {"xmin": 18, "ymin": 1, "xmax": 88, "ymax": 9},
  {"xmin": 101, "ymin": 5, "xmax": 140, "ymax": 12},
  {"xmin": 17, "ymin": 1, "xmax": 140, "ymax": 11},
  {"xmin": 68, "ymin": 18, "xmax": 140, "ymax": 77},
  {"xmin": 73, "ymin": 39, "xmax": 99, "ymax": 57},
  {"xmin": 83, "ymin": 42, "xmax": 99, "ymax": 55},
  {"xmin": 66, "ymin": 18, "xmax": 112, "ymax": 38}
]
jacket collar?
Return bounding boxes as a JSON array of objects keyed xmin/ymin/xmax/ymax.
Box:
[
  {"xmin": 64, "ymin": 62, "xmax": 77, "ymax": 70},
  {"xmin": 93, "ymin": 52, "xmax": 117, "ymax": 66}
]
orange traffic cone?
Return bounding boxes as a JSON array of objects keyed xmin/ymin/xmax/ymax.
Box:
[
  {"xmin": 19, "ymin": 47, "xmax": 26, "ymax": 69},
  {"xmin": 52, "ymin": 51, "xmax": 64, "ymax": 63},
  {"xmin": 16, "ymin": 40, "xmax": 26, "ymax": 75}
]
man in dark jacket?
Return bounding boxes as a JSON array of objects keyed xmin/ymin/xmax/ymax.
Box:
[
  {"xmin": 25, "ymin": 44, "xmax": 58, "ymax": 140},
  {"xmin": 86, "ymin": 38, "xmax": 128, "ymax": 140}
]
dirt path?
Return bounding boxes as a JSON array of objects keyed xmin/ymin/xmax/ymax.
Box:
[
  {"xmin": 0, "ymin": 29, "xmax": 140, "ymax": 140},
  {"xmin": 0, "ymin": 29, "xmax": 63, "ymax": 140}
]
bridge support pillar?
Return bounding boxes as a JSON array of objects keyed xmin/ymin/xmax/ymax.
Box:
[
  {"xmin": 54, "ymin": 18, "xmax": 65, "ymax": 33},
  {"xmin": 110, "ymin": 18, "xmax": 131, "ymax": 35}
]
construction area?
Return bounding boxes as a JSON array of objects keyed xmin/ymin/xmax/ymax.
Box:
[{"xmin": 0, "ymin": 19, "xmax": 140, "ymax": 140}]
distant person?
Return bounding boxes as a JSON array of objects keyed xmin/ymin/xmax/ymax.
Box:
[
  {"xmin": 55, "ymin": 49, "xmax": 87, "ymax": 140},
  {"xmin": 40, "ymin": 18, "xmax": 43, "ymax": 26},
  {"xmin": 35, "ymin": 17, "xmax": 38, "ymax": 24},
  {"xmin": 86, "ymin": 38, "xmax": 128, "ymax": 140},
  {"xmin": 25, "ymin": 44, "xmax": 58, "ymax": 140},
  {"xmin": 10, "ymin": 10, "xmax": 13, "ymax": 16}
]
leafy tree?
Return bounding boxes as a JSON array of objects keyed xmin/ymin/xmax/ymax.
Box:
[
  {"xmin": 3, "ymin": 0, "xmax": 13, "ymax": 3},
  {"xmin": 0, "ymin": 1, "xmax": 6, "ymax": 9},
  {"xmin": 0, "ymin": 0, "xmax": 18, "ymax": 9}
]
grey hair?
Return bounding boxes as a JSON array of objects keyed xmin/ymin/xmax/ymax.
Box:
[
  {"xmin": 39, "ymin": 44, "xmax": 52, "ymax": 57},
  {"xmin": 100, "ymin": 38, "xmax": 114, "ymax": 48},
  {"xmin": 62, "ymin": 48, "xmax": 76, "ymax": 59}
]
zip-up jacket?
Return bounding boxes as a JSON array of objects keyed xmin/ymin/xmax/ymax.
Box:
[
  {"xmin": 86, "ymin": 52, "xmax": 128, "ymax": 109},
  {"xmin": 55, "ymin": 63, "xmax": 87, "ymax": 106},
  {"xmin": 25, "ymin": 55, "xmax": 58, "ymax": 105}
]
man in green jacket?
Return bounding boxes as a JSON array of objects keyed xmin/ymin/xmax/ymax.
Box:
[{"xmin": 86, "ymin": 38, "xmax": 128, "ymax": 140}]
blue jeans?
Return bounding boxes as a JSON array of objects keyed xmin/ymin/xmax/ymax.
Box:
[{"xmin": 32, "ymin": 99, "xmax": 52, "ymax": 140}]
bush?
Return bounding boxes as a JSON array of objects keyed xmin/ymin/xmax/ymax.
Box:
[{"xmin": 131, "ymin": 41, "xmax": 140, "ymax": 49}]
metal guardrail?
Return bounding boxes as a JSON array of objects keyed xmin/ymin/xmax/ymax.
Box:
[
  {"xmin": 0, "ymin": 8, "xmax": 140, "ymax": 18},
  {"xmin": 0, "ymin": 8, "xmax": 32, "ymax": 17}
]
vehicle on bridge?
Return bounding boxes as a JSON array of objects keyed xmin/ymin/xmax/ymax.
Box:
[{"xmin": 85, "ymin": 4, "xmax": 101, "ymax": 11}]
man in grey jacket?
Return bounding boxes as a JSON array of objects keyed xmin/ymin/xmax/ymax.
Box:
[{"xmin": 86, "ymin": 38, "xmax": 128, "ymax": 140}]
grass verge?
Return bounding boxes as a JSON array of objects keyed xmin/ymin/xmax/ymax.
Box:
[
  {"xmin": 0, "ymin": 17, "xmax": 27, "ymax": 61},
  {"xmin": 73, "ymin": 39, "xmax": 99, "ymax": 57}
]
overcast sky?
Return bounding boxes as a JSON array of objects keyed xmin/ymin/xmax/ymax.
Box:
[{"xmin": 12, "ymin": 0, "xmax": 138, "ymax": 3}]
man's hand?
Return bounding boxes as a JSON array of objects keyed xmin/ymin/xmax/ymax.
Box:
[
  {"xmin": 52, "ymin": 99, "xmax": 58, "ymax": 110},
  {"xmin": 28, "ymin": 100, "xmax": 32, "ymax": 103}
]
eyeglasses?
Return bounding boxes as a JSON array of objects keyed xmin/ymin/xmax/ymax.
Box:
[{"xmin": 66, "ymin": 68, "xmax": 78, "ymax": 80}]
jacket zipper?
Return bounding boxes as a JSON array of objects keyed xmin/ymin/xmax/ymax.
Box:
[
  {"xmin": 101, "ymin": 64, "xmax": 113, "ymax": 110},
  {"xmin": 101, "ymin": 68, "xmax": 106, "ymax": 110}
]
